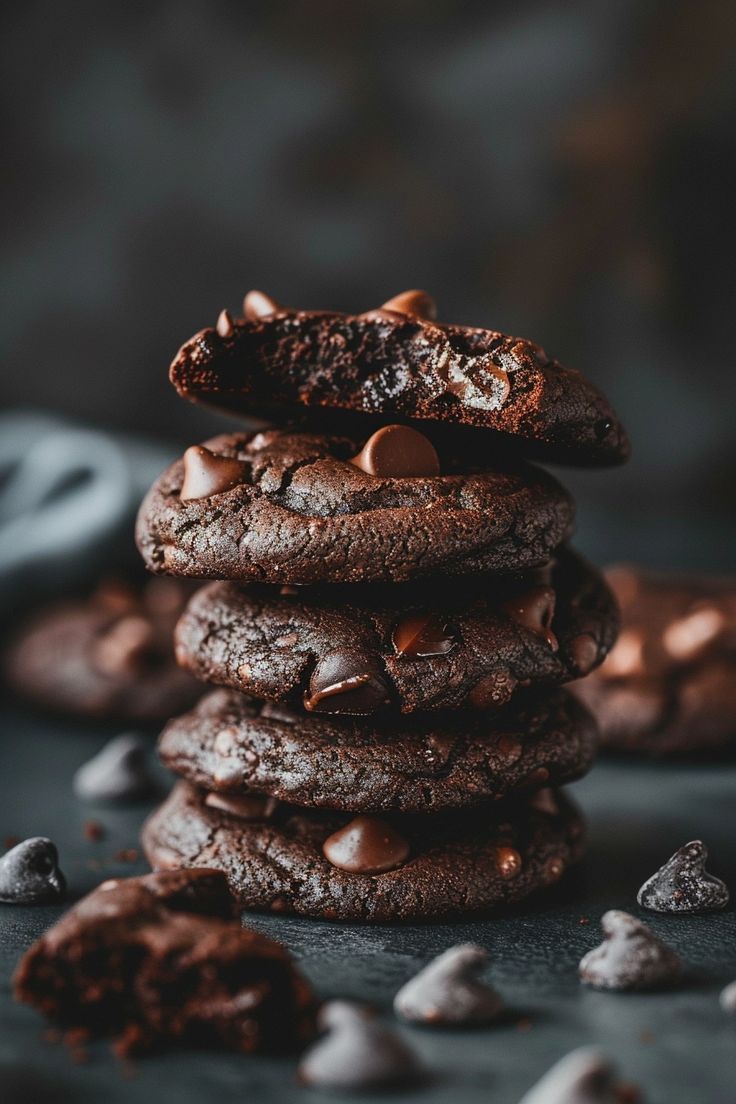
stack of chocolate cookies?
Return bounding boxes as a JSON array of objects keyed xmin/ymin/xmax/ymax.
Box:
[{"xmin": 137, "ymin": 289, "xmax": 628, "ymax": 922}]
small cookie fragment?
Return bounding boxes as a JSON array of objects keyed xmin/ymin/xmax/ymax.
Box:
[
  {"xmin": 518, "ymin": 1047, "xmax": 639, "ymax": 1104},
  {"xmin": 637, "ymin": 840, "xmax": 729, "ymax": 914},
  {"xmin": 0, "ymin": 838, "xmax": 66, "ymax": 905},
  {"xmin": 579, "ymin": 910, "xmax": 682, "ymax": 991},
  {"xmin": 73, "ymin": 734, "xmax": 157, "ymax": 803},
  {"xmin": 298, "ymin": 1001, "xmax": 423, "ymax": 1091},
  {"xmin": 393, "ymin": 944, "xmax": 504, "ymax": 1026}
]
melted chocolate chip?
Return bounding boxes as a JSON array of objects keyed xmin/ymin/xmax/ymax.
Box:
[
  {"xmin": 637, "ymin": 840, "xmax": 729, "ymax": 913},
  {"xmin": 579, "ymin": 910, "xmax": 682, "ymax": 991},
  {"xmin": 204, "ymin": 792, "xmax": 278, "ymax": 821},
  {"xmin": 322, "ymin": 815, "xmax": 410, "ymax": 873},
  {"xmin": 495, "ymin": 846, "xmax": 522, "ymax": 878},
  {"xmin": 391, "ymin": 612, "xmax": 456, "ymax": 657},
  {"xmin": 216, "ymin": 309, "xmax": 234, "ymax": 338},
  {"xmin": 379, "ymin": 289, "xmax": 438, "ymax": 320},
  {"xmin": 243, "ymin": 289, "xmax": 283, "ymax": 321},
  {"xmin": 304, "ymin": 652, "xmax": 391, "ymax": 715},
  {"xmin": 503, "ymin": 586, "xmax": 558, "ymax": 651},
  {"xmin": 350, "ymin": 424, "xmax": 440, "ymax": 478},
  {"xmin": 179, "ymin": 446, "xmax": 248, "ymax": 502},
  {"xmin": 394, "ymin": 944, "xmax": 504, "ymax": 1026}
]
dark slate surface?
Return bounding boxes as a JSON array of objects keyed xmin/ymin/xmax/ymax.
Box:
[{"xmin": 0, "ymin": 704, "xmax": 734, "ymax": 1104}]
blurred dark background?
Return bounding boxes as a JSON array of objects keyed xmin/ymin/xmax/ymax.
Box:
[{"xmin": 2, "ymin": 0, "xmax": 736, "ymax": 570}]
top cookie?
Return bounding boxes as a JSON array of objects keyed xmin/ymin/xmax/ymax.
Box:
[{"xmin": 169, "ymin": 290, "xmax": 629, "ymax": 467}]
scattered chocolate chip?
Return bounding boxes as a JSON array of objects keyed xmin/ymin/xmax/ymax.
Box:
[
  {"xmin": 579, "ymin": 910, "xmax": 682, "ymax": 991},
  {"xmin": 298, "ymin": 1000, "xmax": 422, "ymax": 1091},
  {"xmin": 720, "ymin": 980, "xmax": 736, "ymax": 1014},
  {"xmin": 350, "ymin": 424, "xmax": 440, "ymax": 478},
  {"xmin": 179, "ymin": 445, "xmax": 248, "ymax": 502},
  {"xmin": 322, "ymin": 815, "xmax": 410, "ymax": 874},
  {"xmin": 519, "ymin": 1047, "xmax": 638, "ymax": 1104},
  {"xmin": 304, "ymin": 652, "xmax": 391, "ymax": 714},
  {"xmin": 394, "ymin": 944, "xmax": 503, "ymax": 1026},
  {"xmin": 637, "ymin": 840, "xmax": 729, "ymax": 914},
  {"xmin": 243, "ymin": 289, "xmax": 283, "ymax": 321},
  {"xmin": 83, "ymin": 821, "xmax": 105, "ymax": 842},
  {"xmin": 73, "ymin": 734, "xmax": 156, "ymax": 803},
  {"xmin": 216, "ymin": 308, "xmax": 234, "ymax": 338},
  {"xmin": 0, "ymin": 837, "xmax": 66, "ymax": 904},
  {"xmin": 204, "ymin": 792, "xmax": 279, "ymax": 821},
  {"xmin": 379, "ymin": 289, "xmax": 438, "ymax": 320},
  {"xmin": 503, "ymin": 586, "xmax": 558, "ymax": 651},
  {"xmin": 391, "ymin": 612, "xmax": 456, "ymax": 657}
]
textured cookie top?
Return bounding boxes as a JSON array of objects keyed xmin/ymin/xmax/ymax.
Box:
[
  {"xmin": 169, "ymin": 290, "xmax": 629, "ymax": 467},
  {"xmin": 174, "ymin": 547, "xmax": 617, "ymax": 715},
  {"xmin": 136, "ymin": 429, "xmax": 575, "ymax": 585}
]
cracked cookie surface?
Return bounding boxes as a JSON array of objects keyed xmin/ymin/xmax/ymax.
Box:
[
  {"xmin": 174, "ymin": 547, "xmax": 617, "ymax": 715},
  {"xmin": 135, "ymin": 429, "xmax": 575, "ymax": 584},
  {"xmin": 158, "ymin": 688, "xmax": 596, "ymax": 813},
  {"xmin": 142, "ymin": 781, "xmax": 584, "ymax": 922}
]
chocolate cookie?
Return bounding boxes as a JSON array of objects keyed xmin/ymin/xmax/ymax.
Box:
[
  {"xmin": 169, "ymin": 290, "xmax": 629, "ymax": 466},
  {"xmin": 174, "ymin": 547, "xmax": 616, "ymax": 715},
  {"xmin": 572, "ymin": 565, "xmax": 736, "ymax": 755},
  {"xmin": 158, "ymin": 688, "xmax": 596, "ymax": 813},
  {"xmin": 14, "ymin": 869, "xmax": 314, "ymax": 1055},
  {"xmin": 136, "ymin": 428, "xmax": 575, "ymax": 585},
  {"xmin": 5, "ymin": 578, "xmax": 201, "ymax": 723},
  {"xmin": 142, "ymin": 782, "xmax": 584, "ymax": 922}
]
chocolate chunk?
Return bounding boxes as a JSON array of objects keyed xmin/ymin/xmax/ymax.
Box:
[
  {"xmin": 216, "ymin": 309, "xmax": 234, "ymax": 338},
  {"xmin": 350, "ymin": 424, "xmax": 440, "ymax": 478},
  {"xmin": 242, "ymin": 289, "xmax": 283, "ymax": 321},
  {"xmin": 298, "ymin": 1001, "xmax": 422, "ymax": 1090},
  {"xmin": 73, "ymin": 734, "xmax": 157, "ymax": 803},
  {"xmin": 637, "ymin": 840, "xmax": 729, "ymax": 913},
  {"xmin": 322, "ymin": 815, "xmax": 410, "ymax": 873},
  {"xmin": 0, "ymin": 838, "xmax": 66, "ymax": 904},
  {"xmin": 394, "ymin": 944, "xmax": 503, "ymax": 1026},
  {"xmin": 379, "ymin": 289, "xmax": 438, "ymax": 319},
  {"xmin": 579, "ymin": 910, "xmax": 682, "ymax": 991},
  {"xmin": 503, "ymin": 585, "xmax": 558, "ymax": 650},
  {"xmin": 304, "ymin": 652, "xmax": 391, "ymax": 714},
  {"xmin": 204, "ymin": 792, "xmax": 278, "ymax": 821},
  {"xmin": 391, "ymin": 612, "xmax": 456, "ymax": 657},
  {"xmin": 519, "ymin": 1047, "xmax": 637, "ymax": 1104},
  {"xmin": 179, "ymin": 445, "xmax": 247, "ymax": 502},
  {"xmin": 720, "ymin": 980, "xmax": 736, "ymax": 1014}
]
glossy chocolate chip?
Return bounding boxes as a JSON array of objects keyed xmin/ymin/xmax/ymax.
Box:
[
  {"xmin": 322, "ymin": 815, "xmax": 410, "ymax": 874},
  {"xmin": 503, "ymin": 586, "xmax": 558, "ymax": 650},
  {"xmin": 637, "ymin": 840, "xmax": 729, "ymax": 913},
  {"xmin": 350, "ymin": 424, "xmax": 440, "ymax": 478},
  {"xmin": 204, "ymin": 792, "xmax": 279, "ymax": 821},
  {"xmin": 579, "ymin": 910, "xmax": 682, "ymax": 991},
  {"xmin": 0, "ymin": 838, "xmax": 66, "ymax": 904},
  {"xmin": 243, "ymin": 289, "xmax": 283, "ymax": 321},
  {"xmin": 299, "ymin": 1001, "xmax": 422, "ymax": 1090},
  {"xmin": 394, "ymin": 944, "xmax": 504, "ymax": 1026},
  {"xmin": 304, "ymin": 652, "xmax": 391, "ymax": 715},
  {"xmin": 216, "ymin": 308, "xmax": 234, "ymax": 337},
  {"xmin": 73, "ymin": 734, "xmax": 157, "ymax": 803},
  {"xmin": 380, "ymin": 289, "xmax": 438, "ymax": 320},
  {"xmin": 391, "ymin": 612, "xmax": 456, "ymax": 657},
  {"xmin": 179, "ymin": 446, "xmax": 248, "ymax": 502}
]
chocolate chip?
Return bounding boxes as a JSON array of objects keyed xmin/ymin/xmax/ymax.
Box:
[
  {"xmin": 304, "ymin": 652, "xmax": 391, "ymax": 714},
  {"xmin": 391, "ymin": 612, "xmax": 456, "ymax": 657},
  {"xmin": 579, "ymin": 910, "xmax": 682, "ymax": 991},
  {"xmin": 518, "ymin": 1047, "xmax": 637, "ymax": 1104},
  {"xmin": 720, "ymin": 980, "xmax": 736, "ymax": 1014},
  {"xmin": 179, "ymin": 445, "xmax": 248, "ymax": 502},
  {"xmin": 242, "ymin": 289, "xmax": 283, "ymax": 321},
  {"xmin": 216, "ymin": 309, "xmax": 234, "ymax": 338},
  {"xmin": 0, "ymin": 838, "xmax": 66, "ymax": 904},
  {"xmin": 73, "ymin": 734, "xmax": 157, "ymax": 803},
  {"xmin": 503, "ymin": 586, "xmax": 558, "ymax": 650},
  {"xmin": 394, "ymin": 944, "xmax": 503, "ymax": 1026},
  {"xmin": 637, "ymin": 840, "xmax": 729, "ymax": 913},
  {"xmin": 298, "ymin": 1000, "xmax": 423, "ymax": 1090},
  {"xmin": 322, "ymin": 815, "xmax": 410, "ymax": 874},
  {"xmin": 204, "ymin": 792, "xmax": 278, "ymax": 821},
  {"xmin": 570, "ymin": 632, "xmax": 600, "ymax": 675},
  {"xmin": 379, "ymin": 289, "xmax": 438, "ymax": 320},
  {"xmin": 350, "ymin": 424, "xmax": 440, "ymax": 478}
]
